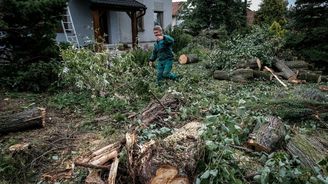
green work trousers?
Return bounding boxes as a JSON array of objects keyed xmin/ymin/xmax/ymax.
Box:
[{"xmin": 156, "ymin": 59, "xmax": 177, "ymax": 84}]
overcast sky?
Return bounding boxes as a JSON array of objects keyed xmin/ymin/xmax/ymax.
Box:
[{"xmin": 172, "ymin": 0, "xmax": 296, "ymax": 11}]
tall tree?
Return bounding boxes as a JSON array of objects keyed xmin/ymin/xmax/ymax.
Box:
[
  {"xmin": 286, "ymin": 0, "xmax": 328, "ymax": 64},
  {"xmin": 181, "ymin": 0, "xmax": 246, "ymax": 34},
  {"xmin": 0, "ymin": 0, "xmax": 67, "ymax": 91},
  {"xmin": 256, "ymin": 0, "xmax": 288, "ymax": 25}
]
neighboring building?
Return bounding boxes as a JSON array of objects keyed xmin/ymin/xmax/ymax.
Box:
[
  {"xmin": 246, "ymin": 8, "xmax": 256, "ymax": 26},
  {"xmin": 172, "ymin": 2, "xmax": 184, "ymax": 27},
  {"xmin": 56, "ymin": 0, "xmax": 172, "ymax": 47}
]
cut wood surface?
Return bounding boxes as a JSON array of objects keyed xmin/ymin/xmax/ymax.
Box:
[
  {"xmin": 179, "ymin": 54, "xmax": 199, "ymax": 64},
  {"xmin": 273, "ymin": 59, "xmax": 297, "ymax": 80},
  {"xmin": 134, "ymin": 122, "xmax": 204, "ymax": 184},
  {"xmin": 286, "ymin": 133, "xmax": 328, "ymax": 175},
  {"xmin": 246, "ymin": 116, "xmax": 285, "ymax": 152},
  {"xmin": 0, "ymin": 107, "xmax": 46, "ymax": 133}
]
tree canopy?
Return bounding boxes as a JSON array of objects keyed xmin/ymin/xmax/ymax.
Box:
[
  {"xmin": 286, "ymin": 0, "xmax": 328, "ymax": 64},
  {"xmin": 181, "ymin": 0, "xmax": 247, "ymax": 34},
  {"xmin": 256, "ymin": 0, "xmax": 288, "ymax": 25}
]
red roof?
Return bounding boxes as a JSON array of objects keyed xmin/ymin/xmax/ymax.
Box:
[{"xmin": 172, "ymin": 2, "xmax": 184, "ymax": 16}]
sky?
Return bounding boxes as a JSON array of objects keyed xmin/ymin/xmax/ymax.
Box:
[{"xmin": 172, "ymin": 0, "xmax": 296, "ymax": 11}]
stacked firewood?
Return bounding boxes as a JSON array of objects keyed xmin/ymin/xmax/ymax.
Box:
[{"xmin": 213, "ymin": 58, "xmax": 328, "ymax": 86}]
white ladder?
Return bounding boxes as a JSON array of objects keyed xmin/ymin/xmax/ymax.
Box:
[{"xmin": 61, "ymin": 6, "xmax": 80, "ymax": 48}]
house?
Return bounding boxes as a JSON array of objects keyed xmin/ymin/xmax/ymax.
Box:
[
  {"xmin": 172, "ymin": 2, "xmax": 184, "ymax": 27},
  {"xmin": 56, "ymin": 0, "xmax": 172, "ymax": 48}
]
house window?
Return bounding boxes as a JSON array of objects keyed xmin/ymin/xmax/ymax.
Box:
[
  {"xmin": 154, "ymin": 11, "xmax": 163, "ymax": 27},
  {"xmin": 137, "ymin": 12, "xmax": 144, "ymax": 32}
]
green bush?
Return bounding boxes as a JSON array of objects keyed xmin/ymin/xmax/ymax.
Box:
[
  {"xmin": 208, "ymin": 26, "xmax": 284, "ymax": 70},
  {"xmin": 165, "ymin": 27, "xmax": 193, "ymax": 54},
  {"xmin": 0, "ymin": 0, "xmax": 67, "ymax": 92},
  {"xmin": 128, "ymin": 48, "xmax": 152, "ymax": 66}
]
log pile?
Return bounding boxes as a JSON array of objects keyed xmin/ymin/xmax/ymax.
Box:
[
  {"xmin": 213, "ymin": 58, "xmax": 328, "ymax": 85},
  {"xmin": 0, "ymin": 107, "xmax": 46, "ymax": 133}
]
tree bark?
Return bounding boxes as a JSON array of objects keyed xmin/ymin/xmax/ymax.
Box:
[
  {"xmin": 0, "ymin": 107, "xmax": 46, "ymax": 133},
  {"xmin": 246, "ymin": 116, "xmax": 285, "ymax": 152},
  {"xmin": 179, "ymin": 54, "xmax": 199, "ymax": 64},
  {"xmin": 273, "ymin": 59, "xmax": 297, "ymax": 80},
  {"xmin": 236, "ymin": 58, "xmax": 262, "ymax": 70},
  {"xmin": 213, "ymin": 69, "xmax": 254, "ymax": 82},
  {"xmin": 298, "ymin": 70, "xmax": 328, "ymax": 83},
  {"xmin": 133, "ymin": 122, "xmax": 204, "ymax": 184},
  {"xmin": 286, "ymin": 133, "xmax": 328, "ymax": 175},
  {"xmin": 284, "ymin": 60, "xmax": 310, "ymax": 69}
]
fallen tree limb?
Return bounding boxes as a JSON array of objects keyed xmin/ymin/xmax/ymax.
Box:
[
  {"xmin": 179, "ymin": 54, "xmax": 199, "ymax": 65},
  {"xmin": 141, "ymin": 93, "xmax": 183, "ymax": 126},
  {"xmin": 286, "ymin": 133, "xmax": 328, "ymax": 175},
  {"xmin": 0, "ymin": 107, "xmax": 46, "ymax": 133},
  {"xmin": 74, "ymin": 162, "xmax": 110, "ymax": 170},
  {"xmin": 264, "ymin": 66, "xmax": 288, "ymax": 89},
  {"xmin": 107, "ymin": 157, "xmax": 119, "ymax": 184},
  {"xmin": 273, "ymin": 59, "xmax": 297, "ymax": 80}
]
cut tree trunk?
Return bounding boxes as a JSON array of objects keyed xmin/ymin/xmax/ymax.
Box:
[
  {"xmin": 179, "ymin": 54, "xmax": 199, "ymax": 65},
  {"xmin": 132, "ymin": 122, "xmax": 204, "ymax": 184},
  {"xmin": 213, "ymin": 70, "xmax": 230, "ymax": 80},
  {"xmin": 213, "ymin": 69, "xmax": 254, "ymax": 82},
  {"xmin": 141, "ymin": 94, "xmax": 182, "ymax": 126},
  {"xmin": 298, "ymin": 70, "xmax": 328, "ymax": 83},
  {"xmin": 236, "ymin": 58, "xmax": 262, "ymax": 70},
  {"xmin": 273, "ymin": 59, "xmax": 297, "ymax": 80},
  {"xmin": 286, "ymin": 133, "xmax": 328, "ymax": 175},
  {"xmin": 285, "ymin": 60, "xmax": 310, "ymax": 69},
  {"xmin": 253, "ymin": 70, "xmax": 272, "ymax": 80},
  {"xmin": 0, "ymin": 107, "xmax": 46, "ymax": 133},
  {"xmin": 246, "ymin": 116, "xmax": 285, "ymax": 152}
]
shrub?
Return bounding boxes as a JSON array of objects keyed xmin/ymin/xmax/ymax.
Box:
[
  {"xmin": 165, "ymin": 27, "xmax": 193, "ymax": 54},
  {"xmin": 208, "ymin": 26, "xmax": 284, "ymax": 70},
  {"xmin": 0, "ymin": 0, "xmax": 67, "ymax": 92}
]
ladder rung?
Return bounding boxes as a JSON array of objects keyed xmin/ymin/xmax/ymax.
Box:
[
  {"xmin": 64, "ymin": 29, "xmax": 73, "ymax": 31},
  {"xmin": 62, "ymin": 22, "xmax": 72, "ymax": 24}
]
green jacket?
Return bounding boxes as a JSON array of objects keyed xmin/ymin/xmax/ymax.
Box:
[{"xmin": 149, "ymin": 35, "xmax": 174, "ymax": 62}]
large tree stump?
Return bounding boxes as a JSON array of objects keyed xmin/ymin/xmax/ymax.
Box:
[
  {"xmin": 273, "ymin": 59, "xmax": 297, "ymax": 80},
  {"xmin": 0, "ymin": 107, "xmax": 46, "ymax": 133},
  {"xmin": 133, "ymin": 122, "xmax": 205, "ymax": 184},
  {"xmin": 286, "ymin": 133, "xmax": 328, "ymax": 175},
  {"xmin": 178, "ymin": 54, "xmax": 199, "ymax": 65},
  {"xmin": 246, "ymin": 116, "xmax": 285, "ymax": 152}
]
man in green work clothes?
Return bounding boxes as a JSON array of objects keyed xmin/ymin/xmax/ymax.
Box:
[{"xmin": 149, "ymin": 25, "xmax": 178, "ymax": 85}]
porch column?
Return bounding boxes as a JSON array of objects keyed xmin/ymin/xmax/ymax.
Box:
[{"xmin": 127, "ymin": 11, "xmax": 138, "ymax": 48}]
